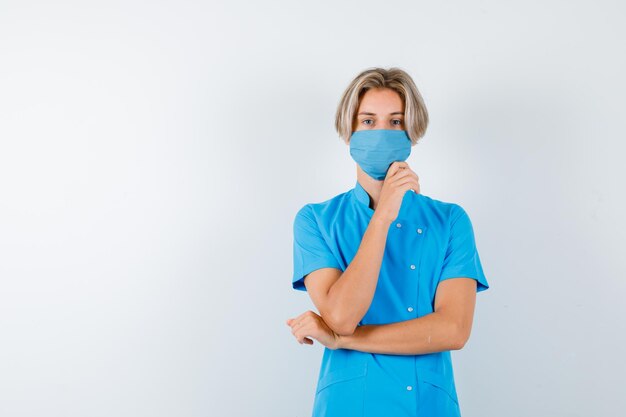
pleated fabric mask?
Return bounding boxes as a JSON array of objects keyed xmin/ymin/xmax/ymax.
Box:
[{"xmin": 349, "ymin": 129, "xmax": 412, "ymax": 180}]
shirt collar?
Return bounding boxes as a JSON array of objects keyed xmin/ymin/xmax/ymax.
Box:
[
  {"xmin": 352, "ymin": 179, "xmax": 417, "ymax": 216},
  {"xmin": 353, "ymin": 180, "xmax": 373, "ymax": 209}
]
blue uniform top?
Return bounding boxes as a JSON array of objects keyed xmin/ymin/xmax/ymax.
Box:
[{"xmin": 292, "ymin": 180, "xmax": 490, "ymax": 417}]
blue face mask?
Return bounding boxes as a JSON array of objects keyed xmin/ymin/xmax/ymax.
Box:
[{"xmin": 349, "ymin": 129, "xmax": 412, "ymax": 180}]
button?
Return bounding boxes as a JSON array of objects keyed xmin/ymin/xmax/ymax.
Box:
[
  {"xmin": 406, "ymin": 385, "xmax": 413, "ymax": 391},
  {"xmin": 407, "ymin": 306, "xmax": 414, "ymax": 312},
  {"xmin": 410, "ymin": 264, "xmax": 416, "ymax": 269},
  {"xmin": 416, "ymin": 228, "xmax": 422, "ymax": 234},
  {"xmin": 396, "ymin": 222, "xmax": 402, "ymax": 228}
]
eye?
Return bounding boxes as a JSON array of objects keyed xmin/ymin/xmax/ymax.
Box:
[
  {"xmin": 362, "ymin": 119, "xmax": 373, "ymax": 125},
  {"xmin": 392, "ymin": 119, "xmax": 403, "ymax": 126}
]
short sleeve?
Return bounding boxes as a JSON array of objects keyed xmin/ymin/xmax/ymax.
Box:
[
  {"xmin": 292, "ymin": 204, "xmax": 342, "ymax": 292},
  {"xmin": 438, "ymin": 204, "xmax": 490, "ymax": 293}
]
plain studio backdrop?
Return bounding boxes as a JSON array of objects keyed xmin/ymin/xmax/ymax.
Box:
[{"xmin": 1, "ymin": 1, "xmax": 624, "ymax": 416}]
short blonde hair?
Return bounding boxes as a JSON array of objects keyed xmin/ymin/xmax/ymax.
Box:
[{"xmin": 334, "ymin": 67, "xmax": 429, "ymax": 145}]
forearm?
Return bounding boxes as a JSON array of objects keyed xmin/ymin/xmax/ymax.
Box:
[
  {"xmin": 326, "ymin": 214, "xmax": 391, "ymax": 335},
  {"xmin": 336, "ymin": 312, "xmax": 464, "ymax": 355}
]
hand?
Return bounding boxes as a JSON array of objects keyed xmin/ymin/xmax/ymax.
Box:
[
  {"xmin": 286, "ymin": 310, "xmax": 342, "ymax": 350},
  {"xmin": 372, "ymin": 161, "xmax": 420, "ymax": 224}
]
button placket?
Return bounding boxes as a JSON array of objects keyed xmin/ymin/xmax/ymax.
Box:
[
  {"xmin": 405, "ymin": 224, "xmax": 426, "ymax": 319},
  {"xmin": 395, "ymin": 222, "xmax": 426, "ymax": 393}
]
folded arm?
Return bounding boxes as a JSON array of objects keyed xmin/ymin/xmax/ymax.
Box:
[
  {"xmin": 336, "ymin": 277, "xmax": 478, "ymax": 354},
  {"xmin": 304, "ymin": 215, "xmax": 392, "ymax": 336}
]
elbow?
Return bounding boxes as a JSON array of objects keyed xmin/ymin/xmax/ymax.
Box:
[
  {"xmin": 325, "ymin": 311, "xmax": 358, "ymax": 336},
  {"xmin": 450, "ymin": 324, "xmax": 471, "ymax": 350},
  {"xmin": 335, "ymin": 324, "xmax": 358, "ymax": 337},
  {"xmin": 451, "ymin": 335, "xmax": 467, "ymax": 351}
]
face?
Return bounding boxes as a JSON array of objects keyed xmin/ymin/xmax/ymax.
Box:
[{"xmin": 352, "ymin": 87, "xmax": 405, "ymax": 133}]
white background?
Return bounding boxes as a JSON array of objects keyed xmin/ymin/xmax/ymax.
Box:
[{"xmin": 1, "ymin": 1, "xmax": 624, "ymax": 416}]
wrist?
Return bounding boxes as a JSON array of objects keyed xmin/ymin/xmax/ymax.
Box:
[
  {"xmin": 370, "ymin": 213, "xmax": 392, "ymax": 228},
  {"xmin": 334, "ymin": 329, "xmax": 357, "ymax": 350},
  {"xmin": 334, "ymin": 333, "xmax": 348, "ymax": 350}
]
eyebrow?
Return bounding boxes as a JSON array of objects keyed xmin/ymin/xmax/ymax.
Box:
[{"xmin": 357, "ymin": 111, "xmax": 404, "ymax": 116}]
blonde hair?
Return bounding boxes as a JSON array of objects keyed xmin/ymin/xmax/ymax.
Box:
[{"xmin": 334, "ymin": 67, "xmax": 429, "ymax": 145}]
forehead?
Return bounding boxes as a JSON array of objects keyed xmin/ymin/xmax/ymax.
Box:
[{"xmin": 357, "ymin": 88, "xmax": 404, "ymax": 113}]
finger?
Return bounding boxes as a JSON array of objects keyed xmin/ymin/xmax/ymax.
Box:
[
  {"xmin": 411, "ymin": 180, "xmax": 421, "ymax": 194},
  {"xmin": 411, "ymin": 172, "xmax": 420, "ymax": 191},
  {"xmin": 290, "ymin": 318, "xmax": 309, "ymax": 335},
  {"xmin": 294, "ymin": 322, "xmax": 314, "ymax": 344},
  {"xmin": 294, "ymin": 327, "xmax": 306, "ymax": 343},
  {"xmin": 393, "ymin": 169, "xmax": 418, "ymax": 183},
  {"xmin": 392, "ymin": 166, "xmax": 412, "ymax": 179},
  {"xmin": 404, "ymin": 172, "xmax": 419, "ymax": 188},
  {"xmin": 291, "ymin": 312, "xmax": 308, "ymax": 325},
  {"xmin": 390, "ymin": 161, "xmax": 408, "ymax": 173},
  {"xmin": 409, "ymin": 180, "xmax": 420, "ymax": 194},
  {"xmin": 294, "ymin": 328, "xmax": 313, "ymax": 345},
  {"xmin": 385, "ymin": 161, "xmax": 408, "ymax": 179},
  {"xmin": 396, "ymin": 176, "xmax": 419, "ymax": 190},
  {"xmin": 394, "ymin": 176, "xmax": 420, "ymax": 193},
  {"xmin": 389, "ymin": 167, "xmax": 413, "ymax": 185}
]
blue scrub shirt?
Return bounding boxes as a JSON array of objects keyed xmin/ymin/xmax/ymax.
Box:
[{"xmin": 292, "ymin": 180, "xmax": 490, "ymax": 417}]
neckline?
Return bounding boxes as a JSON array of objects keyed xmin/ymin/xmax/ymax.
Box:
[
  {"xmin": 351, "ymin": 179, "xmax": 417, "ymax": 218},
  {"xmin": 352, "ymin": 180, "xmax": 375, "ymax": 213}
]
